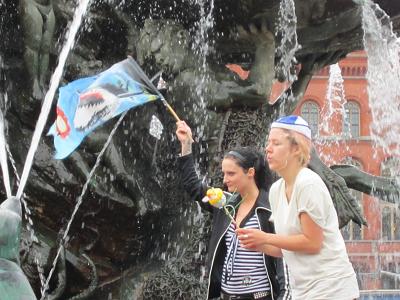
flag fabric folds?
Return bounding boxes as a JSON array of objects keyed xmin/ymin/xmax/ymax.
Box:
[{"xmin": 48, "ymin": 57, "xmax": 160, "ymax": 159}]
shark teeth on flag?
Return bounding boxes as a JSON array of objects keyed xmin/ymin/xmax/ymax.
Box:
[{"xmin": 48, "ymin": 57, "xmax": 160, "ymax": 159}]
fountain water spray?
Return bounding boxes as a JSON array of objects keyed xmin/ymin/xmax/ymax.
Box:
[
  {"xmin": 40, "ymin": 112, "xmax": 127, "ymax": 299},
  {"xmin": 275, "ymin": 0, "xmax": 301, "ymax": 84},
  {"xmin": 2, "ymin": 0, "xmax": 93, "ymax": 295},
  {"xmin": 16, "ymin": 0, "xmax": 93, "ymax": 200},
  {"xmin": 0, "ymin": 109, "xmax": 11, "ymax": 198},
  {"xmin": 5, "ymin": 142, "xmax": 47, "ymax": 289},
  {"xmin": 360, "ymin": 0, "xmax": 400, "ymax": 181},
  {"xmin": 1, "ymin": 49, "xmax": 47, "ymax": 288},
  {"xmin": 315, "ymin": 63, "xmax": 350, "ymax": 164},
  {"xmin": 324, "ymin": 63, "xmax": 347, "ymax": 133},
  {"xmin": 192, "ymin": 0, "xmax": 215, "ymax": 140},
  {"xmin": 0, "ymin": 53, "xmax": 11, "ymax": 198}
]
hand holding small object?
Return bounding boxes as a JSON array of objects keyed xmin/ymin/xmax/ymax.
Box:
[
  {"xmin": 202, "ymin": 187, "xmax": 226, "ymax": 208},
  {"xmin": 202, "ymin": 188, "xmax": 238, "ymax": 226}
]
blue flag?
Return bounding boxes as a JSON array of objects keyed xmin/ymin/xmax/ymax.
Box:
[{"xmin": 48, "ymin": 57, "xmax": 160, "ymax": 159}]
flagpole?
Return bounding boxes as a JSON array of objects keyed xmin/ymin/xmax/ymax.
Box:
[
  {"xmin": 149, "ymin": 70, "xmax": 181, "ymax": 121},
  {"xmin": 162, "ymin": 100, "xmax": 180, "ymax": 122},
  {"xmin": 127, "ymin": 56, "xmax": 193, "ymax": 140}
]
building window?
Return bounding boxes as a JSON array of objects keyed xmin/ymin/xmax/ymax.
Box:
[
  {"xmin": 380, "ymin": 204, "xmax": 400, "ymax": 240},
  {"xmin": 381, "ymin": 261, "xmax": 400, "ymax": 289},
  {"xmin": 343, "ymin": 101, "xmax": 360, "ymax": 138},
  {"xmin": 380, "ymin": 157, "xmax": 400, "ymax": 240},
  {"xmin": 340, "ymin": 157, "xmax": 363, "ymax": 240},
  {"xmin": 301, "ymin": 100, "xmax": 319, "ymax": 137}
]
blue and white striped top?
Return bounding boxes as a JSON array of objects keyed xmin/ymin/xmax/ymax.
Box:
[{"xmin": 221, "ymin": 214, "xmax": 271, "ymax": 295}]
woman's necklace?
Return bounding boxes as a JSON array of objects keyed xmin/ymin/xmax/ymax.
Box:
[{"xmin": 223, "ymin": 188, "xmax": 246, "ymax": 226}]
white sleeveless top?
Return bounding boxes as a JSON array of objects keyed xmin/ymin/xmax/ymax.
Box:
[{"xmin": 269, "ymin": 168, "xmax": 360, "ymax": 300}]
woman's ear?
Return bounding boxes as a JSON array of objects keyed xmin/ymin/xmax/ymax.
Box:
[
  {"xmin": 247, "ymin": 167, "xmax": 255, "ymax": 178},
  {"xmin": 292, "ymin": 144, "xmax": 302, "ymax": 162}
]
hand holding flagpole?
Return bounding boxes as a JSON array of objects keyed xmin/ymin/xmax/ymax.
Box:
[{"xmin": 176, "ymin": 120, "xmax": 195, "ymax": 155}]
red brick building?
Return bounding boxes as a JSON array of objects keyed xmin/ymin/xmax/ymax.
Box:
[{"xmin": 293, "ymin": 51, "xmax": 400, "ymax": 291}]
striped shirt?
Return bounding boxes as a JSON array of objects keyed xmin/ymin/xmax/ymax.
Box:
[{"xmin": 221, "ymin": 214, "xmax": 271, "ymax": 295}]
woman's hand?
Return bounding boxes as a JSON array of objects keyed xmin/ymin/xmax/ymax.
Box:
[
  {"xmin": 176, "ymin": 120, "xmax": 193, "ymax": 155},
  {"xmin": 236, "ymin": 228, "xmax": 269, "ymax": 251},
  {"xmin": 236, "ymin": 228, "xmax": 283, "ymax": 257}
]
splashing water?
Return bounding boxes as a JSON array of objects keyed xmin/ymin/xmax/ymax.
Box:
[
  {"xmin": 323, "ymin": 63, "xmax": 347, "ymax": 134},
  {"xmin": 1, "ymin": 87, "xmax": 47, "ymax": 291},
  {"xmin": 192, "ymin": 0, "xmax": 215, "ymax": 107},
  {"xmin": 40, "ymin": 112, "xmax": 127, "ymax": 300},
  {"xmin": 275, "ymin": 0, "xmax": 301, "ymax": 83},
  {"xmin": 361, "ymin": 0, "xmax": 400, "ymax": 181},
  {"xmin": 0, "ymin": 109, "xmax": 11, "ymax": 198},
  {"xmin": 16, "ymin": 0, "xmax": 93, "ymax": 200},
  {"xmin": 315, "ymin": 63, "xmax": 351, "ymax": 164},
  {"xmin": 2, "ymin": 0, "xmax": 94, "ymax": 296},
  {"xmin": 2, "ymin": 49, "xmax": 47, "ymax": 284},
  {"xmin": 5, "ymin": 142, "xmax": 47, "ymax": 288},
  {"xmin": 191, "ymin": 0, "xmax": 215, "ymax": 141},
  {"xmin": 0, "ymin": 53, "xmax": 11, "ymax": 198}
]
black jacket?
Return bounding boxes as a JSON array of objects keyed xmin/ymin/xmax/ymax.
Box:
[{"xmin": 178, "ymin": 155, "xmax": 291, "ymax": 300}]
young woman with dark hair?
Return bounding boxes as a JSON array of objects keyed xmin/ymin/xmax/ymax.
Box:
[{"xmin": 176, "ymin": 120, "xmax": 291, "ymax": 300}]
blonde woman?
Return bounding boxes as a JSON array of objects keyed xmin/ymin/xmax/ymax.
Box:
[{"xmin": 237, "ymin": 115, "xmax": 359, "ymax": 300}]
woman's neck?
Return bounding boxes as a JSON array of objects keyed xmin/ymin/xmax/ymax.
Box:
[
  {"xmin": 240, "ymin": 184, "xmax": 259, "ymax": 205},
  {"xmin": 280, "ymin": 163, "xmax": 303, "ymax": 189}
]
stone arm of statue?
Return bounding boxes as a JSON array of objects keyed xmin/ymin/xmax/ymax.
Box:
[
  {"xmin": 330, "ymin": 164, "xmax": 400, "ymax": 203},
  {"xmin": 307, "ymin": 147, "xmax": 367, "ymax": 228},
  {"xmin": 236, "ymin": 22, "xmax": 275, "ymax": 98},
  {"xmin": 274, "ymin": 50, "xmax": 348, "ymax": 115}
]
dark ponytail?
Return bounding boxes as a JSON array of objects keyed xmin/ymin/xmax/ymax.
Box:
[{"xmin": 224, "ymin": 147, "xmax": 271, "ymax": 191}]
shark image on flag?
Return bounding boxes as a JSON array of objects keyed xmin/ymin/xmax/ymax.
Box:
[{"xmin": 48, "ymin": 57, "xmax": 160, "ymax": 159}]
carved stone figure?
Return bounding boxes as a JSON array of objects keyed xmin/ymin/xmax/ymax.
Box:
[
  {"xmin": 0, "ymin": 197, "xmax": 36, "ymax": 299},
  {"xmin": 19, "ymin": 0, "xmax": 55, "ymax": 100}
]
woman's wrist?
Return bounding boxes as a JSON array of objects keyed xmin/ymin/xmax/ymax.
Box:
[{"xmin": 181, "ymin": 140, "xmax": 192, "ymax": 156}]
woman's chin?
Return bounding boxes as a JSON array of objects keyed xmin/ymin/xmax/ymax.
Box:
[{"xmin": 227, "ymin": 186, "xmax": 236, "ymax": 193}]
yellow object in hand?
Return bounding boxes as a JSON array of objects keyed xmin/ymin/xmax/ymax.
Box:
[{"xmin": 202, "ymin": 188, "xmax": 226, "ymax": 208}]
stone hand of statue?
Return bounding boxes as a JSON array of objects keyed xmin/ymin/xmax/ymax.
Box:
[
  {"xmin": 308, "ymin": 148, "xmax": 366, "ymax": 228},
  {"xmin": 176, "ymin": 120, "xmax": 193, "ymax": 155},
  {"xmin": 323, "ymin": 168, "xmax": 365, "ymax": 228},
  {"xmin": 236, "ymin": 228, "xmax": 268, "ymax": 252},
  {"xmin": 236, "ymin": 21, "xmax": 274, "ymax": 45}
]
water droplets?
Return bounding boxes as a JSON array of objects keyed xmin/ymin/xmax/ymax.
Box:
[
  {"xmin": 361, "ymin": 0, "xmax": 400, "ymax": 184},
  {"xmin": 275, "ymin": 0, "xmax": 301, "ymax": 83}
]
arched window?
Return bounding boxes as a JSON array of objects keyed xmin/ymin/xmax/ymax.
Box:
[
  {"xmin": 340, "ymin": 157, "xmax": 363, "ymax": 240},
  {"xmin": 301, "ymin": 100, "xmax": 319, "ymax": 137},
  {"xmin": 343, "ymin": 101, "xmax": 360, "ymax": 138}
]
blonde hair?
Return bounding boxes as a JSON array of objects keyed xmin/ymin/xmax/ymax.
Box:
[{"xmin": 282, "ymin": 129, "xmax": 312, "ymax": 166}]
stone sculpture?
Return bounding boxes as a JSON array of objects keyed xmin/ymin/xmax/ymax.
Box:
[
  {"xmin": 19, "ymin": 0, "xmax": 55, "ymax": 100},
  {"xmin": 0, "ymin": 197, "xmax": 36, "ymax": 299}
]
